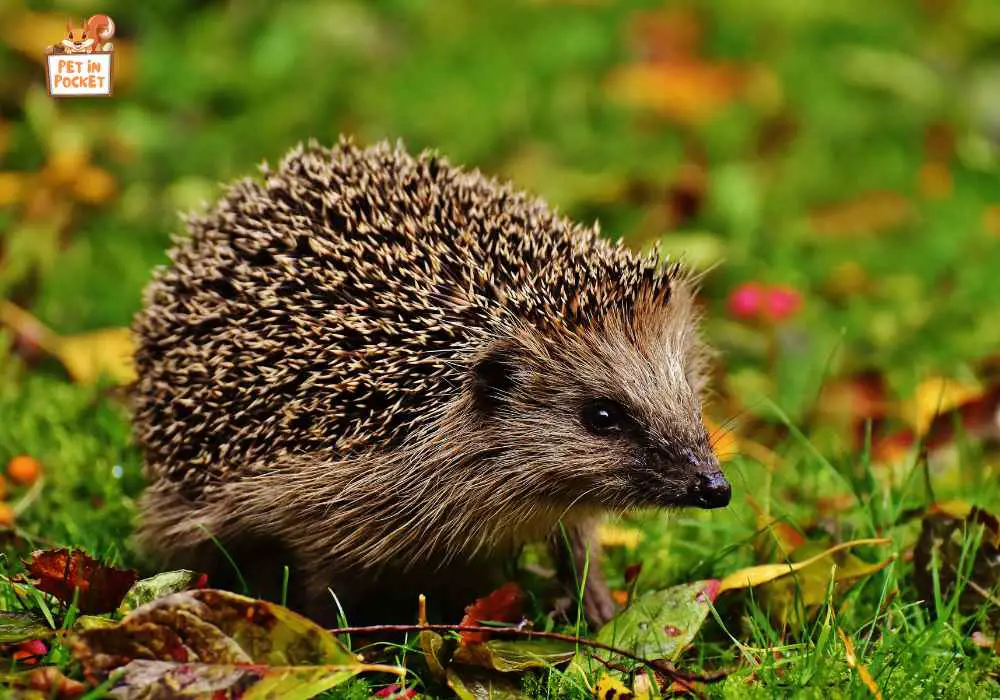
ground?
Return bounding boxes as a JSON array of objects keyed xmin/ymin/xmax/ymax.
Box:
[{"xmin": 1, "ymin": 0, "xmax": 1000, "ymax": 697}]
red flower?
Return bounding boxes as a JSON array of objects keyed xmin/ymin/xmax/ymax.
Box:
[
  {"xmin": 764, "ymin": 284, "xmax": 803, "ymax": 322},
  {"xmin": 728, "ymin": 282, "xmax": 803, "ymax": 324},
  {"xmin": 727, "ymin": 282, "xmax": 765, "ymax": 320}
]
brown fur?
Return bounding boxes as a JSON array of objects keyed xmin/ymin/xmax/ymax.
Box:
[{"xmin": 132, "ymin": 138, "xmax": 727, "ymax": 626}]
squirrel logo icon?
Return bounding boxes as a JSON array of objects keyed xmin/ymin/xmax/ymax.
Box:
[{"xmin": 46, "ymin": 14, "xmax": 115, "ymax": 55}]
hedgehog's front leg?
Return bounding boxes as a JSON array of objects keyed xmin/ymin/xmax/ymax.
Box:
[{"xmin": 549, "ymin": 520, "xmax": 616, "ymax": 627}]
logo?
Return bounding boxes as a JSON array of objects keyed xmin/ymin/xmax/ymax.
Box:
[{"xmin": 45, "ymin": 14, "xmax": 116, "ymax": 98}]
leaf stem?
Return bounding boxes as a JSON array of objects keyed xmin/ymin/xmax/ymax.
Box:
[{"xmin": 329, "ymin": 622, "xmax": 732, "ymax": 684}]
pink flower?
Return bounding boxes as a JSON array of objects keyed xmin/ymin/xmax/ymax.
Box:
[
  {"xmin": 764, "ymin": 285, "xmax": 803, "ymax": 322},
  {"xmin": 728, "ymin": 282, "xmax": 803, "ymax": 324},
  {"xmin": 727, "ymin": 282, "xmax": 765, "ymax": 320}
]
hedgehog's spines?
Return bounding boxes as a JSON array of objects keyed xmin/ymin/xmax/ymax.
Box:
[{"xmin": 131, "ymin": 139, "xmax": 686, "ymax": 497}]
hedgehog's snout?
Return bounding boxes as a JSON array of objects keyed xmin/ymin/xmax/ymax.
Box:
[
  {"xmin": 685, "ymin": 470, "xmax": 732, "ymax": 509},
  {"xmin": 676, "ymin": 443, "xmax": 731, "ymax": 509}
]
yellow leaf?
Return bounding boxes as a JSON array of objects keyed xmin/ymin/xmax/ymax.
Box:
[
  {"xmin": 598, "ymin": 523, "xmax": 643, "ymax": 549},
  {"xmin": 53, "ymin": 327, "xmax": 136, "ymax": 386},
  {"xmin": 718, "ymin": 538, "xmax": 891, "ymax": 594},
  {"xmin": 928, "ymin": 499, "xmax": 973, "ymax": 519},
  {"xmin": 903, "ymin": 377, "xmax": 982, "ymax": 434},
  {"xmin": 594, "ymin": 673, "xmax": 649, "ymax": 700}
]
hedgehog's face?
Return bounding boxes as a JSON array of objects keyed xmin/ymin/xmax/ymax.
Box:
[{"xmin": 469, "ymin": 295, "xmax": 730, "ymax": 513}]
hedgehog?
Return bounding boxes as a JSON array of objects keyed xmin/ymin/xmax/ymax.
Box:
[{"xmin": 131, "ymin": 138, "xmax": 731, "ymax": 627}]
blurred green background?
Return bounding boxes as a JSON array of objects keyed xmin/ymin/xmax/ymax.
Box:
[{"xmin": 1, "ymin": 0, "xmax": 1000, "ymax": 562}]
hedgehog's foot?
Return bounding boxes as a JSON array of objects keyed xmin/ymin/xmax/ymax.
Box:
[{"xmin": 549, "ymin": 520, "xmax": 617, "ymax": 627}]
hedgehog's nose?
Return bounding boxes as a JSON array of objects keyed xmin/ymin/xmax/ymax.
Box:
[{"xmin": 690, "ymin": 471, "xmax": 731, "ymax": 509}]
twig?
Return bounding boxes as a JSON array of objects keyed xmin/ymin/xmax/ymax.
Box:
[{"xmin": 330, "ymin": 622, "xmax": 732, "ymax": 685}]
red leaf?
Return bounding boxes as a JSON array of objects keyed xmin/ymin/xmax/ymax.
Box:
[
  {"xmin": 28, "ymin": 548, "xmax": 138, "ymax": 614},
  {"xmin": 458, "ymin": 582, "xmax": 525, "ymax": 645}
]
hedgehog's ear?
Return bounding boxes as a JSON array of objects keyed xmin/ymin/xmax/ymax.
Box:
[{"xmin": 471, "ymin": 344, "xmax": 519, "ymax": 413}]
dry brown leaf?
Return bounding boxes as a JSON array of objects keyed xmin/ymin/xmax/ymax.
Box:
[
  {"xmin": 28, "ymin": 548, "xmax": 138, "ymax": 614},
  {"xmin": 458, "ymin": 582, "xmax": 525, "ymax": 645}
]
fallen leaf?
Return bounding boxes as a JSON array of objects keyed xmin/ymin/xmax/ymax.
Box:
[
  {"xmin": 607, "ymin": 62, "xmax": 745, "ymax": 126},
  {"xmin": 0, "ymin": 301, "xmax": 136, "ymax": 386},
  {"xmin": 70, "ymin": 589, "xmax": 402, "ymax": 697},
  {"xmin": 453, "ymin": 638, "xmax": 576, "ymax": 672},
  {"xmin": 718, "ymin": 538, "xmax": 891, "ymax": 593},
  {"xmin": 53, "ymin": 327, "xmax": 136, "ymax": 386},
  {"xmin": 591, "ymin": 580, "xmax": 719, "ymax": 664},
  {"xmin": 903, "ymin": 377, "xmax": 983, "ymax": 434},
  {"xmin": 594, "ymin": 672, "xmax": 651, "ymax": 699},
  {"xmin": 109, "ymin": 659, "xmax": 393, "ymax": 700},
  {"xmin": 0, "ymin": 612, "xmax": 52, "ymax": 645},
  {"xmin": 117, "ymin": 570, "xmax": 206, "ymax": 614},
  {"xmin": 838, "ymin": 628, "xmax": 883, "ymax": 699},
  {"xmin": 28, "ymin": 548, "xmax": 138, "ymax": 614},
  {"xmin": 459, "ymin": 583, "xmax": 525, "ymax": 644},
  {"xmin": 446, "ymin": 667, "xmax": 530, "ymax": 700},
  {"xmin": 756, "ymin": 541, "xmax": 895, "ymax": 627}
]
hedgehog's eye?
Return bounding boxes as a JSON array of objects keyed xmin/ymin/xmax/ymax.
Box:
[{"xmin": 581, "ymin": 399, "xmax": 627, "ymax": 436}]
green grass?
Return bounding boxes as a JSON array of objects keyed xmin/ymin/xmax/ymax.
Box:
[{"xmin": 2, "ymin": 0, "xmax": 1000, "ymax": 696}]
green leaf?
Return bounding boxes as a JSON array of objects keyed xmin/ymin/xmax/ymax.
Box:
[
  {"xmin": 117, "ymin": 570, "xmax": 203, "ymax": 614},
  {"xmin": 0, "ymin": 611, "xmax": 51, "ymax": 644},
  {"xmin": 419, "ymin": 628, "xmax": 449, "ymax": 681},
  {"xmin": 591, "ymin": 580, "xmax": 720, "ymax": 663},
  {"xmin": 453, "ymin": 638, "xmax": 576, "ymax": 672}
]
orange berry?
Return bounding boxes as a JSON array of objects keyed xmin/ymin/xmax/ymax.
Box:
[
  {"xmin": 7, "ymin": 455, "xmax": 41, "ymax": 486},
  {"xmin": 0, "ymin": 503, "xmax": 15, "ymax": 528}
]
